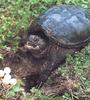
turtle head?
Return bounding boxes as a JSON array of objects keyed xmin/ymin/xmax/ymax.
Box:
[{"xmin": 24, "ymin": 34, "xmax": 47, "ymax": 58}]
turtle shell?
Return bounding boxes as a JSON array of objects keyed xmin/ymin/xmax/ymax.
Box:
[{"xmin": 30, "ymin": 5, "xmax": 90, "ymax": 48}]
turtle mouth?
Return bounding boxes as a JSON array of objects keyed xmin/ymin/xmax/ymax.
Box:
[
  {"xmin": 24, "ymin": 40, "xmax": 48, "ymax": 58},
  {"xmin": 25, "ymin": 41, "xmax": 40, "ymax": 50}
]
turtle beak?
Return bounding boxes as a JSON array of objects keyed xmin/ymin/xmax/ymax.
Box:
[{"xmin": 24, "ymin": 41, "xmax": 40, "ymax": 50}]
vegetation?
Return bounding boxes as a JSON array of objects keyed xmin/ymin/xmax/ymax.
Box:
[{"xmin": 0, "ymin": 0, "xmax": 90, "ymax": 99}]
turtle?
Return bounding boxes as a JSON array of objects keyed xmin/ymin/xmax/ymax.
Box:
[
  {"xmin": 1, "ymin": 5, "xmax": 90, "ymax": 92},
  {"xmin": 24, "ymin": 5, "xmax": 90, "ymax": 87},
  {"xmin": 25, "ymin": 5, "xmax": 90, "ymax": 54}
]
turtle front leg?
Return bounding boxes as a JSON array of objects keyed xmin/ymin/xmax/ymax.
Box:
[
  {"xmin": 37, "ymin": 45, "xmax": 66, "ymax": 87},
  {"xmin": 37, "ymin": 45, "xmax": 77, "ymax": 87}
]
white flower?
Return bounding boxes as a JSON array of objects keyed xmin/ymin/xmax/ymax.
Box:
[
  {"xmin": 9, "ymin": 78, "xmax": 17, "ymax": 85},
  {"xmin": 4, "ymin": 67, "xmax": 11, "ymax": 74},
  {"xmin": 0, "ymin": 70, "xmax": 4, "ymax": 77}
]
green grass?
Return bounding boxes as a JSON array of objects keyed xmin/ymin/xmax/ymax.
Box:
[{"xmin": 0, "ymin": 0, "xmax": 90, "ymax": 99}]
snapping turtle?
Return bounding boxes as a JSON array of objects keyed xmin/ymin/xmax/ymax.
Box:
[
  {"xmin": 24, "ymin": 5, "xmax": 90, "ymax": 86},
  {"xmin": 24, "ymin": 5, "xmax": 90, "ymax": 88},
  {"xmin": 25, "ymin": 5, "xmax": 90, "ymax": 54}
]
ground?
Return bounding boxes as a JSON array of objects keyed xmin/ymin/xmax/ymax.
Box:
[{"xmin": 0, "ymin": 0, "xmax": 90, "ymax": 100}]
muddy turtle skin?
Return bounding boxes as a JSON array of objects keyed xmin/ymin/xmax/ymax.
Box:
[{"xmin": 24, "ymin": 5, "xmax": 90, "ymax": 89}]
